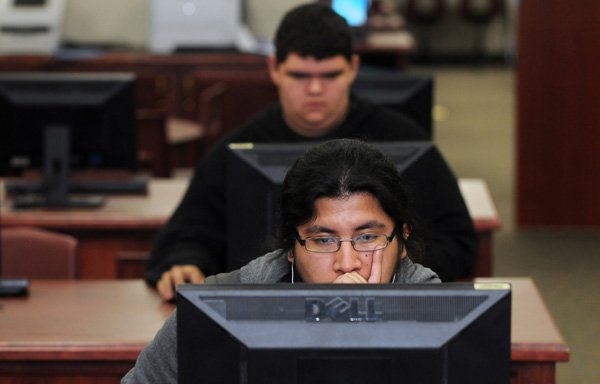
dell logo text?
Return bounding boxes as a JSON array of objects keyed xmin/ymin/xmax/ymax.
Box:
[{"xmin": 305, "ymin": 297, "xmax": 383, "ymax": 322}]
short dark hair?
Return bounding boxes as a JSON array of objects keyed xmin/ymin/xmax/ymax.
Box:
[
  {"xmin": 274, "ymin": 3, "xmax": 353, "ymax": 64},
  {"xmin": 276, "ymin": 139, "xmax": 423, "ymax": 260}
]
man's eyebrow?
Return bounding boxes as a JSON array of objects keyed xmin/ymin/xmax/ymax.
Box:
[
  {"xmin": 285, "ymin": 70, "xmax": 343, "ymax": 78},
  {"xmin": 304, "ymin": 226, "xmax": 336, "ymax": 235},
  {"xmin": 354, "ymin": 221, "xmax": 387, "ymax": 231},
  {"xmin": 304, "ymin": 221, "xmax": 386, "ymax": 235}
]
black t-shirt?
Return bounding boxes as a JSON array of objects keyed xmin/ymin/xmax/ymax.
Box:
[{"xmin": 145, "ymin": 99, "xmax": 477, "ymax": 283}]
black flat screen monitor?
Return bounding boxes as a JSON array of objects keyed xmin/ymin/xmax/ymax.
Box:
[
  {"xmin": 352, "ymin": 71, "xmax": 434, "ymax": 138},
  {"xmin": 0, "ymin": 72, "xmax": 146, "ymax": 209},
  {"xmin": 177, "ymin": 282, "xmax": 511, "ymax": 384},
  {"xmin": 226, "ymin": 141, "xmax": 436, "ymax": 271}
]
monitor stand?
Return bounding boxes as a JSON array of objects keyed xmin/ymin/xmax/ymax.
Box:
[{"xmin": 11, "ymin": 125, "xmax": 105, "ymax": 209}]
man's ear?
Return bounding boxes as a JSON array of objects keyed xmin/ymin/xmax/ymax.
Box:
[
  {"xmin": 402, "ymin": 223, "xmax": 411, "ymax": 240},
  {"xmin": 348, "ymin": 54, "xmax": 361, "ymax": 82},
  {"xmin": 267, "ymin": 55, "xmax": 280, "ymax": 85},
  {"xmin": 287, "ymin": 249, "xmax": 295, "ymax": 263}
]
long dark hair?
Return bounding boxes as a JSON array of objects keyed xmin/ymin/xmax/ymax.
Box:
[{"xmin": 274, "ymin": 139, "xmax": 423, "ymax": 260}]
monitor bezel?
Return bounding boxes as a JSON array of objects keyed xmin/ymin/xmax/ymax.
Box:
[{"xmin": 177, "ymin": 282, "xmax": 512, "ymax": 384}]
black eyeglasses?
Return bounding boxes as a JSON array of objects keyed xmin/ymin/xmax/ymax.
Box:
[{"xmin": 296, "ymin": 228, "xmax": 396, "ymax": 253}]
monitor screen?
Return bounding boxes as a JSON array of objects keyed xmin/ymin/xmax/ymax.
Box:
[
  {"xmin": 352, "ymin": 71, "xmax": 434, "ymax": 138},
  {"xmin": 225, "ymin": 141, "xmax": 435, "ymax": 271},
  {"xmin": 177, "ymin": 283, "xmax": 511, "ymax": 384},
  {"xmin": 0, "ymin": 72, "xmax": 145, "ymax": 208},
  {"xmin": 331, "ymin": 0, "xmax": 370, "ymax": 27}
]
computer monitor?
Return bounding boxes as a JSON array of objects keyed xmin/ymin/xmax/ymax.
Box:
[
  {"xmin": 352, "ymin": 71, "xmax": 434, "ymax": 138},
  {"xmin": 330, "ymin": 0, "xmax": 371, "ymax": 27},
  {"xmin": 0, "ymin": 72, "xmax": 145, "ymax": 209},
  {"xmin": 149, "ymin": 0, "xmax": 256, "ymax": 53},
  {"xmin": 177, "ymin": 282, "xmax": 511, "ymax": 384},
  {"xmin": 225, "ymin": 141, "xmax": 435, "ymax": 271}
]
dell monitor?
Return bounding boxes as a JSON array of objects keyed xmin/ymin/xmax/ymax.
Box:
[
  {"xmin": 0, "ymin": 72, "xmax": 146, "ymax": 209},
  {"xmin": 177, "ymin": 282, "xmax": 511, "ymax": 384},
  {"xmin": 225, "ymin": 141, "xmax": 445, "ymax": 271},
  {"xmin": 352, "ymin": 71, "xmax": 434, "ymax": 138}
]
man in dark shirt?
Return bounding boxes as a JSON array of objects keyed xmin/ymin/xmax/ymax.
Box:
[{"xmin": 146, "ymin": 3, "xmax": 478, "ymax": 300}]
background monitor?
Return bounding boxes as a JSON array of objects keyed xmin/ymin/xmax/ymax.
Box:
[
  {"xmin": 225, "ymin": 141, "xmax": 437, "ymax": 272},
  {"xmin": 352, "ymin": 70, "xmax": 434, "ymax": 138},
  {"xmin": 331, "ymin": 0, "xmax": 371, "ymax": 27},
  {"xmin": 149, "ymin": 0, "xmax": 257, "ymax": 53},
  {"xmin": 177, "ymin": 283, "xmax": 511, "ymax": 384},
  {"xmin": 0, "ymin": 72, "xmax": 144, "ymax": 208}
]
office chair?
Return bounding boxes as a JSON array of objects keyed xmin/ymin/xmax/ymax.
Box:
[{"xmin": 1, "ymin": 227, "xmax": 78, "ymax": 279}]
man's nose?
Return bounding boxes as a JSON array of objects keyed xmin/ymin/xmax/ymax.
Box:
[
  {"xmin": 307, "ymin": 76, "xmax": 324, "ymax": 94},
  {"xmin": 334, "ymin": 241, "xmax": 362, "ymax": 272}
]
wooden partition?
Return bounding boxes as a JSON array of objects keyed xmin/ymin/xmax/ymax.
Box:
[
  {"xmin": 0, "ymin": 53, "xmax": 270, "ymax": 172},
  {"xmin": 194, "ymin": 68, "xmax": 278, "ymax": 151},
  {"xmin": 516, "ymin": 1, "xmax": 600, "ymax": 227}
]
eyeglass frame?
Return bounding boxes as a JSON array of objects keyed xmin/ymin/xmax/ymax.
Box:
[{"xmin": 295, "ymin": 226, "xmax": 397, "ymax": 253}]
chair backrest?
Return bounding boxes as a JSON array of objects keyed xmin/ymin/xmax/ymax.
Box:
[{"xmin": 1, "ymin": 227, "xmax": 78, "ymax": 279}]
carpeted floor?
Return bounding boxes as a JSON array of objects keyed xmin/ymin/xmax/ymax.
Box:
[{"xmin": 421, "ymin": 65, "xmax": 600, "ymax": 384}]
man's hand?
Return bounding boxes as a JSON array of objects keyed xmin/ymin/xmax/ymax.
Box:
[
  {"xmin": 156, "ymin": 265, "xmax": 206, "ymax": 301},
  {"xmin": 367, "ymin": 248, "xmax": 383, "ymax": 283},
  {"xmin": 333, "ymin": 271, "xmax": 368, "ymax": 284},
  {"xmin": 333, "ymin": 249, "xmax": 384, "ymax": 284}
]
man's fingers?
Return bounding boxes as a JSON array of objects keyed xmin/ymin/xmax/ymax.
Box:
[
  {"xmin": 185, "ymin": 266, "xmax": 206, "ymax": 283},
  {"xmin": 169, "ymin": 266, "xmax": 188, "ymax": 285},
  {"xmin": 157, "ymin": 272, "xmax": 175, "ymax": 301},
  {"xmin": 156, "ymin": 265, "xmax": 205, "ymax": 301},
  {"xmin": 333, "ymin": 271, "xmax": 368, "ymax": 284},
  {"xmin": 368, "ymin": 249, "xmax": 383, "ymax": 284}
]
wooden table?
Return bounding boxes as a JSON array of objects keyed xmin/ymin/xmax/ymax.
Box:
[
  {"xmin": 0, "ymin": 278, "xmax": 568, "ymax": 383},
  {"xmin": 0, "ymin": 178, "xmax": 189, "ymax": 279},
  {"xmin": 0, "ymin": 280, "xmax": 174, "ymax": 384},
  {"xmin": 1, "ymin": 178, "xmax": 500, "ymax": 279},
  {"xmin": 459, "ymin": 178, "xmax": 502, "ymax": 277},
  {"xmin": 476, "ymin": 278, "xmax": 571, "ymax": 384}
]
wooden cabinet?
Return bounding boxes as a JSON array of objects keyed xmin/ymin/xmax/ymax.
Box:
[{"xmin": 516, "ymin": 2, "xmax": 600, "ymax": 227}]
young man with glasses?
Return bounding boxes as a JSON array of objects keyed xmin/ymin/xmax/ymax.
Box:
[
  {"xmin": 145, "ymin": 2, "xmax": 474, "ymax": 301},
  {"xmin": 122, "ymin": 139, "xmax": 440, "ymax": 383}
]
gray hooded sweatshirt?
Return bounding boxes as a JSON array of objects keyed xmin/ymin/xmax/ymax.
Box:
[{"xmin": 121, "ymin": 250, "xmax": 440, "ymax": 384}]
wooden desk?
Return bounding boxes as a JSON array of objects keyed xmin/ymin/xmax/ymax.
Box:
[
  {"xmin": 459, "ymin": 178, "xmax": 502, "ymax": 277},
  {"xmin": 0, "ymin": 178, "xmax": 188, "ymax": 279},
  {"xmin": 0, "ymin": 280, "xmax": 173, "ymax": 384},
  {"xmin": 355, "ymin": 30, "xmax": 416, "ymax": 69},
  {"xmin": 1, "ymin": 178, "xmax": 500, "ymax": 279},
  {"xmin": 0, "ymin": 278, "xmax": 568, "ymax": 383},
  {"xmin": 476, "ymin": 277, "xmax": 570, "ymax": 384}
]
